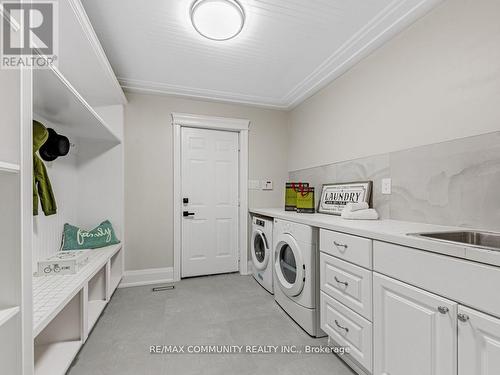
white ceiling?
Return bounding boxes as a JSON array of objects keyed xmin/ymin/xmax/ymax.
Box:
[{"xmin": 82, "ymin": 0, "xmax": 441, "ymax": 109}]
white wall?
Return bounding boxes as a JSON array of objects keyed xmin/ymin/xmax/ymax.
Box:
[
  {"xmin": 124, "ymin": 93, "xmax": 288, "ymax": 271},
  {"xmin": 288, "ymin": 0, "xmax": 500, "ymax": 171}
]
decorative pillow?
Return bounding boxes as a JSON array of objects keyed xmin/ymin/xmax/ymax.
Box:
[{"xmin": 61, "ymin": 220, "xmax": 120, "ymax": 251}]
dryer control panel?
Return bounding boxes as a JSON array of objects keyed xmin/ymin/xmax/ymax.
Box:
[{"xmin": 255, "ymin": 218, "xmax": 265, "ymax": 227}]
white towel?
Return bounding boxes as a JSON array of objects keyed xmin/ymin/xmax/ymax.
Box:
[
  {"xmin": 341, "ymin": 208, "xmax": 379, "ymax": 220},
  {"xmin": 344, "ymin": 202, "xmax": 369, "ymax": 212}
]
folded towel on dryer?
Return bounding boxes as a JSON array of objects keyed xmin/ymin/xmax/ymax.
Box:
[
  {"xmin": 344, "ymin": 202, "xmax": 369, "ymax": 212},
  {"xmin": 341, "ymin": 208, "xmax": 379, "ymax": 220}
]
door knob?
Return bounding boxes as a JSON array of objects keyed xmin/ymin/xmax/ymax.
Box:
[
  {"xmin": 183, "ymin": 211, "xmax": 195, "ymax": 217},
  {"xmin": 438, "ymin": 306, "xmax": 449, "ymax": 314},
  {"xmin": 458, "ymin": 313, "xmax": 470, "ymax": 322}
]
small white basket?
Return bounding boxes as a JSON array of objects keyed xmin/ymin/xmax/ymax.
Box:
[{"xmin": 37, "ymin": 250, "xmax": 90, "ymax": 276}]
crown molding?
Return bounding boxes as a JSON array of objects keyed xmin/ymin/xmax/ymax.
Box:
[
  {"xmin": 119, "ymin": 78, "xmax": 288, "ymax": 109},
  {"xmin": 118, "ymin": 0, "xmax": 443, "ymax": 110},
  {"xmin": 282, "ymin": 0, "xmax": 444, "ymax": 109},
  {"xmin": 68, "ymin": 0, "xmax": 127, "ymax": 104}
]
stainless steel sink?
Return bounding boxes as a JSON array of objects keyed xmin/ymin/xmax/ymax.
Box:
[{"xmin": 409, "ymin": 230, "xmax": 500, "ymax": 251}]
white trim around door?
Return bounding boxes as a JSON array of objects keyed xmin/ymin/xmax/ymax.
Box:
[{"xmin": 172, "ymin": 113, "xmax": 250, "ymax": 282}]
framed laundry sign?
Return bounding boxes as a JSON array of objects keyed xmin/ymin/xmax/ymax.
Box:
[{"xmin": 318, "ymin": 181, "xmax": 372, "ymax": 215}]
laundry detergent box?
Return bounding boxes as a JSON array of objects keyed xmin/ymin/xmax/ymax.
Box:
[{"xmin": 37, "ymin": 250, "xmax": 90, "ymax": 276}]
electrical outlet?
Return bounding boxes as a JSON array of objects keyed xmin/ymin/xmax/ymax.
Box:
[
  {"xmin": 262, "ymin": 180, "xmax": 273, "ymax": 190},
  {"xmin": 381, "ymin": 178, "xmax": 392, "ymax": 195}
]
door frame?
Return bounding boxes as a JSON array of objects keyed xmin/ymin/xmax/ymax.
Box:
[{"xmin": 172, "ymin": 113, "xmax": 250, "ymax": 281}]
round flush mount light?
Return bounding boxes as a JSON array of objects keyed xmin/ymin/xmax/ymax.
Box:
[{"xmin": 190, "ymin": 0, "xmax": 245, "ymax": 41}]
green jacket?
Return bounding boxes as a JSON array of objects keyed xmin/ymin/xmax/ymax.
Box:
[{"xmin": 33, "ymin": 121, "xmax": 57, "ymax": 216}]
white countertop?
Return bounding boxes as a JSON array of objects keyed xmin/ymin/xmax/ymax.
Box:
[{"xmin": 249, "ymin": 208, "xmax": 500, "ymax": 268}]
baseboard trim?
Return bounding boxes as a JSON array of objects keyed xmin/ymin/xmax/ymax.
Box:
[{"xmin": 119, "ymin": 267, "xmax": 174, "ymax": 288}]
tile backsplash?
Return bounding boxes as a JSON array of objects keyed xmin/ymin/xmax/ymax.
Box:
[{"xmin": 289, "ymin": 131, "xmax": 500, "ymax": 232}]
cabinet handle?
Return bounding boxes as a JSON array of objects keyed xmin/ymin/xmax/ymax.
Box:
[
  {"xmin": 438, "ymin": 306, "xmax": 449, "ymax": 314},
  {"xmin": 334, "ymin": 320, "xmax": 349, "ymax": 333},
  {"xmin": 334, "ymin": 241, "xmax": 348, "ymax": 249},
  {"xmin": 334, "ymin": 276, "xmax": 349, "ymax": 287},
  {"xmin": 458, "ymin": 313, "xmax": 470, "ymax": 322}
]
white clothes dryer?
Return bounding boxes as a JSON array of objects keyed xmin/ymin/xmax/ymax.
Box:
[{"xmin": 273, "ymin": 218, "xmax": 325, "ymax": 337}]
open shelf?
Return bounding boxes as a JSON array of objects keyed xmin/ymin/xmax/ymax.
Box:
[
  {"xmin": 33, "ymin": 64, "xmax": 120, "ymax": 144},
  {"xmin": 87, "ymin": 265, "xmax": 107, "ymax": 332},
  {"xmin": 0, "ymin": 306, "xmax": 20, "ymax": 328},
  {"xmin": 0, "ymin": 161, "xmax": 20, "ymax": 173},
  {"xmin": 34, "ymin": 340, "xmax": 82, "ymax": 375},
  {"xmin": 88, "ymin": 300, "xmax": 107, "ymax": 332},
  {"xmin": 0, "ymin": 313, "xmax": 22, "ymax": 375},
  {"xmin": 34, "ymin": 290, "xmax": 82, "ymax": 375}
]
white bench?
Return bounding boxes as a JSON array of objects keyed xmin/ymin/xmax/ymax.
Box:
[{"xmin": 33, "ymin": 244, "xmax": 123, "ymax": 375}]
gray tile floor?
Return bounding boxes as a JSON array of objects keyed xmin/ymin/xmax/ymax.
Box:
[{"xmin": 68, "ymin": 274, "xmax": 355, "ymax": 375}]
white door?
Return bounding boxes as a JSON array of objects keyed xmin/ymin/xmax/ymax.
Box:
[
  {"xmin": 458, "ymin": 305, "xmax": 500, "ymax": 374},
  {"xmin": 373, "ymin": 273, "xmax": 457, "ymax": 375},
  {"xmin": 181, "ymin": 127, "xmax": 239, "ymax": 278}
]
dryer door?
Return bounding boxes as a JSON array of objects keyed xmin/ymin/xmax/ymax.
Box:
[
  {"xmin": 274, "ymin": 233, "xmax": 305, "ymax": 297},
  {"xmin": 251, "ymin": 229, "xmax": 269, "ymax": 271}
]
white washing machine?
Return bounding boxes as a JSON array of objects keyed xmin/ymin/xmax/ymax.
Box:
[
  {"xmin": 273, "ymin": 218, "xmax": 325, "ymax": 337},
  {"xmin": 251, "ymin": 215, "xmax": 274, "ymax": 294}
]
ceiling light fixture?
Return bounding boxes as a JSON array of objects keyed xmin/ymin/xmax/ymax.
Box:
[{"xmin": 190, "ymin": 0, "xmax": 245, "ymax": 41}]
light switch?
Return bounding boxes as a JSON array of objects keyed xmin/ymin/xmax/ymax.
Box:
[
  {"xmin": 262, "ymin": 180, "xmax": 273, "ymax": 190},
  {"xmin": 382, "ymin": 178, "xmax": 392, "ymax": 195},
  {"xmin": 248, "ymin": 180, "xmax": 261, "ymax": 190}
]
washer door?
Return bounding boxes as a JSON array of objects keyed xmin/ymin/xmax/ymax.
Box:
[
  {"xmin": 251, "ymin": 229, "xmax": 269, "ymax": 271},
  {"xmin": 274, "ymin": 233, "xmax": 304, "ymax": 297}
]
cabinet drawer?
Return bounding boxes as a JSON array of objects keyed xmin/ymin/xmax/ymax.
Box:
[
  {"xmin": 320, "ymin": 291, "xmax": 373, "ymax": 372},
  {"xmin": 374, "ymin": 241, "xmax": 500, "ymax": 318},
  {"xmin": 320, "ymin": 252, "xmax": 372, "ymax": 320},
  {"xmin": 320, "ymin": 229, "xmax": 372, "ymax": 269}
]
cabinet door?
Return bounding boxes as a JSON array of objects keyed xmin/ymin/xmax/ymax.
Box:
[
  {"xmin": 374, "ymin": 273, "xmax": 457, "ymax": 375},
  {"xmin": 458, "ymin": 306, "xmax": 500, "ymax": 374}
]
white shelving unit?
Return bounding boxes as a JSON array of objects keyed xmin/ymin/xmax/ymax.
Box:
[
  {"xmin": 87, "ymin": 300, "xmax": 107, "ymax": 332},
  {"xmin": 109, "ymin": 250, "xmax": 124, "ymax": 298},
  {"xmin": 33, "ymin": 65, "xmax": 120, "ymax": 144},
  {"xmin": 0, "ymin": 65, "xmax": 28, "ymax": 375},
  {"xmin": 0, "ymin": 306, "xmax": 20, "ymax": 327},
  {"xmin": 34, "ymin": 341, "xmax": 82, "ymax": 375},
  {"xmin": 0, "ymin": 161, "xmax": 20, "ymax": 173},
  {"xmin": 0, "ymin": 1, "xmax": 126, "ymax": 374},
  {"xmin": 0, "ymin": 312, "xmax": 22, "ymax": 375},
  {"xmin": 33, "ymin": 246, "xmax": 122, "ymax": 374},
  {"xmin": 33, "ymin": 245, "xmax": 122, "ymax": 336}
]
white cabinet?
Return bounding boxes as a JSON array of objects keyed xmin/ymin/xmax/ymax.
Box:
[
  {"xmin": 373, "ymin": 273, "xmax": 457, "ymax": 375},
  {"xmin": 316, "ymin": 227, "xmax": 500, "ymax": 375},
  {"xmin": 320, "ymin": 229, "xmax": 372, "ymax": 269},
  {"xmin": 458, "ymin": 306, "xmax": 500, "ymax": 375},
  {"xmin": 320, "ymin": 253, "xmax": 372, "ymax": 320},
  {"xmin": 321, "ymin": 291, "xmax": 373, "ymax": 372}
]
